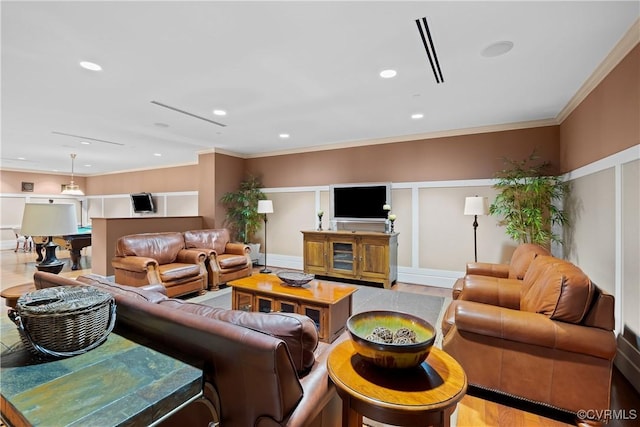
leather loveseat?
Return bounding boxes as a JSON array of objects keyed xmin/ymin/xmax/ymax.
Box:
[
  {"xmin": 442, "ymin": 255, "xmax": 616, "ymax": 422},
  {"xmin": 112, "ymin": 232, "xmax": 208, "ymax": 298},
  {"xmin": 183, "ymin": 228, "xmax": 252, "ymax": 290},
  {"xmin": 452, "ymin": 243, "xmax": 550, "ymax": 299},
  {"xmin": 31, "ymin": 271, "xmax": 341, "ymax": 427}
]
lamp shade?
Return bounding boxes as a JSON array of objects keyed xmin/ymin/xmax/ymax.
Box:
[
  {"xmin": 257, "ymin": 200, "xmax": 274, "ymax": 214},
  {"xmin": 21, "ymin": 203, "xmax": 78, "ymax": 236},
  {"xmin": 464, "ymin": 196, "xmax": 489, "ymax": 216}
]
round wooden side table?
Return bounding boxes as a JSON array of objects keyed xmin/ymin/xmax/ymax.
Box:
[
  {"xmin": 327, "ymin": 339, "xmax": 467, "ymax": 427},
  {"xmin": 1, "ymin": 283, "xmax": 36, "ymax": 308}
]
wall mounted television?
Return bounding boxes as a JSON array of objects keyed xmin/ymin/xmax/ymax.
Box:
[
  {"xmin": 330, "ymin": 183, "xmax": 391, "ymax": 221},
  {"xmin": 130, "ymin": 192, "xmax": 156, "ymax": 213}
]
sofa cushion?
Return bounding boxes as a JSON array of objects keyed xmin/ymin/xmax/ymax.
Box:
[
  {"xmin": 157, "ymin": 298, "xmax": 318, "ymax": 374},
  {"xmin": 184, "ymin": 229, "xmax": 230, "ymax": 255},
  {"xmin": 115, "ymin": 232, "xmax": 184, "ymax": 265},
  {"xmin": 509, "ymin": 243, "xmax": 550, "ymax": 279},
  {"xmin": 158, "ymin": 263, "xmax": 202, "ymax": 282},
  {"xmin": 521, "ymin": 257, "xmax": 595, "ymax": 324},
  {"xmin": 217, "ymin": 254, "xmax": 248, "ymax": 269}
]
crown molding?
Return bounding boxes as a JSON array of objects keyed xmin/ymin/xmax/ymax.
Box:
[{"xmin": 557, "ymin": 18, "xmax": 640, "ymax": 123}]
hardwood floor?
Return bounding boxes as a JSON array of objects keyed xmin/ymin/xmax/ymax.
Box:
[{"xmin": 2, "ymin": 249, "xmax": 638, "ymax": 427}]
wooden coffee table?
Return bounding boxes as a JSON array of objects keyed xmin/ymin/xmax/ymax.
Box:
[
  {"xmin": 228, "ymin": 273, "xmax": 357, "ymax": 343},
  {"xmin": 327, "ymin": 339, "xmax": 467, "ymax": 427}
]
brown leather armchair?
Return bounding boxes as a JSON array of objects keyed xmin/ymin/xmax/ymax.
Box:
[
  {"xmin": 112, "ymin": 232, "xmax": 208, "ymax": 298},
  {"xmin": 442, "ymin": 255, "xmax": 616, "ymax": 422},
  {"xmin": 452, "ymin": 243, "xmax": 550, "ymax": 299},
  {"xmin": 183, "ymin": 229, "xmax": 252, "ymax": 290}
]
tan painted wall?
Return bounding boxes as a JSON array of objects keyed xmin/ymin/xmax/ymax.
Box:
[
  {"xmin": 198, "ymin": 153, "xmax": 216, "ymax": 228},
  {"xmin": 214, "ymin": 153, "xmax": 246, "ymax": 230},
  {"xmin": 564, "ymin": 169, "xmax": 617, "ymax": 295},
  {"xmin": 419, "ymin": 186, "xmax": 513, "ymax": 271},
  {"xmin": 1, "ymin": 170, "xmax": 87, "ymax": 195},
  {"xmin": 560, "ymin": 44, "xmax": 640, "ymax": 172},
  {"xmin": 86, "ymin": 164, "xmax": 198, "ymax": 195},
  {"xmin": 246, "ymin": 126, "xmax": 560, "ymax": 187}
]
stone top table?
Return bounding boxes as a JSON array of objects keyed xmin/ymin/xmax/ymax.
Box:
[{"xmin": 0, "ymin": 314, "xmax": 202, "ymax": 426}]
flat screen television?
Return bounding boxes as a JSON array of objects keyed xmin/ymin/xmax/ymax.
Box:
[
  {"xmin": 131, "ymin": 192, "xmax": 156, "ymax": 213},
  {"xmin": 330, "ymin": 183, "xmax": 391, "ymax": 221}
]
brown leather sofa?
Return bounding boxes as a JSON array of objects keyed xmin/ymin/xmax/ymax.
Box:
[
  {"xmin": 112, "ymin": 232, "xmax": 208, "ymax": 298},
  {"xmin": 442, "ymin": 255, "xmax": 616, "ymax": 422},
  {"xmin": 452, "ymin": 243, "xmax": 550, "ymax": 299},
  {"xmin": 31, "ymin": 271, "xmax": 341, "ymax": 427},
  {"xmin": 183, "ymin": 229, "xmax": 252, "ymax": 290}
]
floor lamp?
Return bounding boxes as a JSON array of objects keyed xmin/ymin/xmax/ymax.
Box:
[
  {"xmin": 464, "ymin": 196, "xmax": 489, "ymax": 262},
  {"xmin": 257, "ymin": 200, "xmax": 274, "ymax": 274},
  {"xmin": 20, "ymin": 203, "xmax": 78, "ymax": 274}
]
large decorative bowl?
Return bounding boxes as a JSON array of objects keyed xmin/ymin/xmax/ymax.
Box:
[
  {"xmin": 277, "ymin": 271, "xmax": 314, "ymax": 287},
  {"xmin": 346, "ymin": 310, "xmax": 436, "ymax": 369}
]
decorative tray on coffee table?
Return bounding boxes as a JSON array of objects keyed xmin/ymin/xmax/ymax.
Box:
[{"xmin": 277, "ymin": 271, "xmax": 314, "ymax": 287}]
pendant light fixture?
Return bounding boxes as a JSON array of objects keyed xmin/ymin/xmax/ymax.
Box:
[{"xmin": 61, "ymin": 153, "xmax": 84, "ymax": 195}]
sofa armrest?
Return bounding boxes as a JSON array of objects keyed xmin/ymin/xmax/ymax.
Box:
[
  {"xmin": 224, "ymin": 242, "xmax": 250, "ymax": 256},
  {"xmin": 466, "ymin": 262, "xmax": 510, "ymax": 278},
  {"xmin": 112, "ymin": 256, "xmax": 158, "ymax": 273},
  {"xmin": 459, "ymin": 276, "xmax": 521, "ymax": 309},
  {"xmin": 176, "ymin": 249, "xmax": 207, "ymax": 264},
  {"xmin": 453, "ymin": 301, "xmax": 616, "ymax": 360}
]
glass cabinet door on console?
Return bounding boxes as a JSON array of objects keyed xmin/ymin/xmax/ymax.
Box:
[{"xmin": 329, "ymin": 239, "xmax": 356, "ymax": 275}]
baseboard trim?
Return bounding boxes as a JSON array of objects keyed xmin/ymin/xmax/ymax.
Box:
[{"xmin": 614, "ymin": 327, "xmax": 640, "ymax": 394}]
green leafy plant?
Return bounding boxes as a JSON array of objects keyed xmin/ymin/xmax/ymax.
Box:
[
  {"xmin": 489, "ymin": 152, "xmax": 569, "ymax": 246},
  {"xmin": 220, "ymin": 175, "xmax": 266, "ymax": 243}
]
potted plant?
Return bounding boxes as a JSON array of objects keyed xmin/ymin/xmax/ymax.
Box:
[
  {"xmin": 489, "ymin": 152, "xmax": 569, "ymax": 247},
  {"xmin": 220, "ymin": 175, "xmax": 266, "ymax": 262}
]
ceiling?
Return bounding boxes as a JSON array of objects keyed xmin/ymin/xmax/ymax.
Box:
[{"xmin": 1, "ymin": 1, "xmax": 638, "ymax": 176}]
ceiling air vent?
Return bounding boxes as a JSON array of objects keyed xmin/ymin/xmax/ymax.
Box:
[{"xmin": 415, "ymin": 16, "xmax": 444, "ymax": 84}]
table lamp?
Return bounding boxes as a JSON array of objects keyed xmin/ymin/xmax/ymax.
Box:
[
  {"xmin": 463, "ymin": 196, "xmax": 489, "ymax": 262},
  {"xmin": 20, "ymin": 203, "xmax": 78, "ymax": 274},
  {"xmin": 257, "ymin": 200, "xmax": 274, "ymax": 274}
]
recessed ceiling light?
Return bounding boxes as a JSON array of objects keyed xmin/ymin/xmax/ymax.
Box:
[
  {"xmin": 411, "ymin": 113, "xmax": 424, "ymax": 119},
  {"xmin": 17, "ymin": 157, "xmax": 26, "ymax": 160},
  {"xmin": 379, "ymin": 69, "xmax": 397, "ymax": 79},
  {"xmin": 154, "ymin": 122, "xmax": 169, "ymax": 128},
  {"xmin": 481, "ymin": 41, "xmax": 514, "ymax": 58},
  {"xmin": 279, "ymin": 133, "xmax": 290, "ymax": 139},
  {"xmin": 79, "ymin": 61, "xmax": 102, "ymax": 71},
  {"xmin": 80, "ymin": 141, "xmax": 91, "ymax": 145},
  {"xmin": 83, "ymin": 164, "xmax": 92, "ymax": 167},
  {"xmin": 153, "ymin": 153, "xmax": 162, "ymax": 157},
  {"xmin": 213, "ymin": 109, "xmax": 227, "ymax": 116}
]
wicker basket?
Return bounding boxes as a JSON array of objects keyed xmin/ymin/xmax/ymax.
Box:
[{"xmin": 8, "ymin": 286, "xmax": 116, "ymax": 358}]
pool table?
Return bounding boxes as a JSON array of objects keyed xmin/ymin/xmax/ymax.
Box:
[{"xmin": 33, "ymin": 226, "xmax": 92, "ymax": 270}]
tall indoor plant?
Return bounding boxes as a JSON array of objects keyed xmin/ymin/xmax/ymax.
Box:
[
  {"xmin": 220, "ymin": 175, "xmax": 266, "ymax": 243},
  {"xmin": 489, "ymin": 152, "xmax": 569, "ymax": 246}
]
